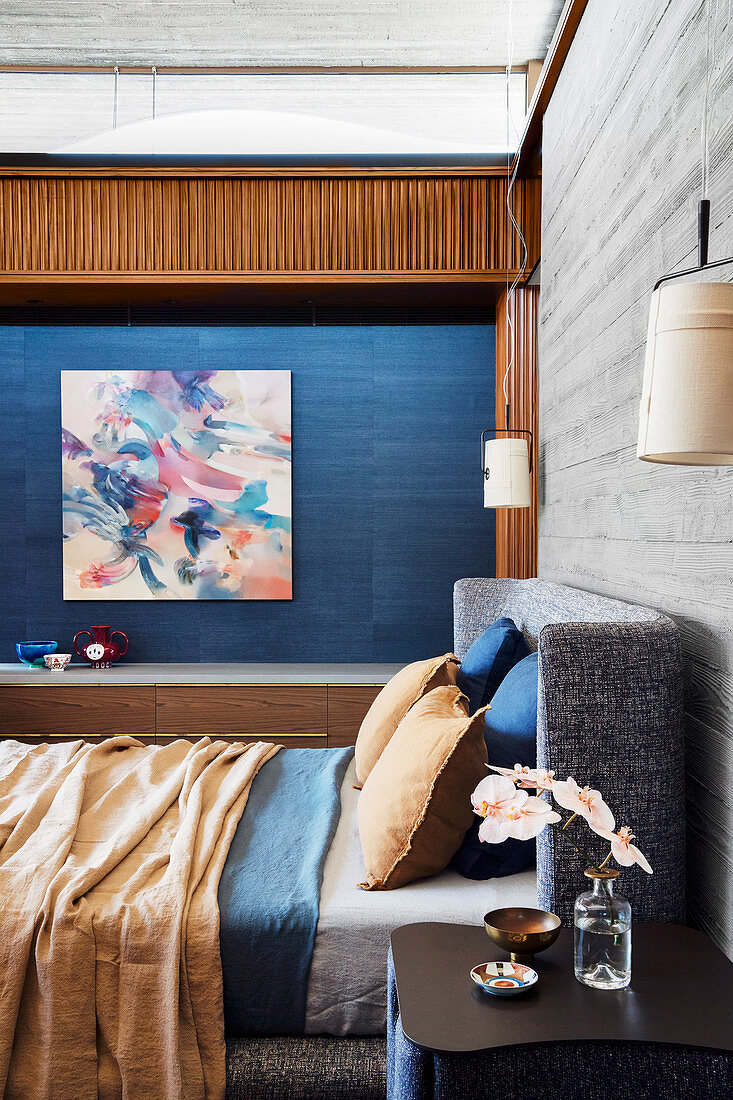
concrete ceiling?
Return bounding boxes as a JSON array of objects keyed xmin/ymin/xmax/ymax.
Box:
[{"xmin": 0, "ymin": 1, "xmax": 565, "ymax": 68}]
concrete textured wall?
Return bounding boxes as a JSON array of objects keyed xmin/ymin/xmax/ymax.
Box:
[
  {"xmin": 0, "ymin": 1, "xmax": 562, "ymax": 66},
  {"xmin": 539, "ymin": 0, "xmax": 733, "ymax": 955}
]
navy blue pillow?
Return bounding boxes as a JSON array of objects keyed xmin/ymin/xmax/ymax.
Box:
[
  {"xmin": 456, "ymin": 617, "xmax": 530, "ymax": 714},
  {"xmin": 483, "ymin": 651, "xmax": 539, "ymax": 773},
  {"xmin": 451, "ymin": 652, "xmax": 539, "ymax": 880}
]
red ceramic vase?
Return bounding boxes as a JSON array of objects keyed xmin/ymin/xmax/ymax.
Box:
[{"xmin": 73, "ymin": 624, "xmax": 129, "ymax": 669}]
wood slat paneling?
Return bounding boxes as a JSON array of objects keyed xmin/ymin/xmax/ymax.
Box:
[
  {"xmin": 495, "ymin": 286, "xmax": 539, "ymax": 579},
  {"xmin": 155, "ymin": 685, "xmax": 327, "ymax": 737},
  {"xmin": 327, "ymin": 685, "xmax": 382, "ymax": 747},
  {"xmin": 0, "ymin": 686, "xmax": 155, "ymax": 736},
  {"xmin": 0, "ymin": 172, "xmax": 541, "ymax": 277}
]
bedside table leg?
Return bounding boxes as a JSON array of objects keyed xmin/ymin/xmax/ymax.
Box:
[{"xmin": 387, "ymin": 948, "xmax": 434, "ymax": 1100}]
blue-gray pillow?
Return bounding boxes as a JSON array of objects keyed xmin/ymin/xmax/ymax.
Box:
[
  {"xmin": 456, "ymin": 617, "xmax": 530, "ymax": 714},
  {"xmin": 451, "ymin": 651, "xmax": 539, "ymax": 880}
]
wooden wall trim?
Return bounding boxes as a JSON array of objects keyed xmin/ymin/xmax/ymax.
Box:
[
  {"xmin": 0, "ymin": 164, "xmax": 510, "ymax": 180},
  {"xmin": 0, "ymin": 174, "xmax": 540, "ymax": 278},
  {"xmin": 513, "ymin": 0, "xmax": 591, "ymax": 177},
  {"xmin": 495, "ymin": 286, "xmax": 539, "ymax": 579},
  {"xmin": 0, "ymin": 271, "xmax": 525, "ymax": 284}
]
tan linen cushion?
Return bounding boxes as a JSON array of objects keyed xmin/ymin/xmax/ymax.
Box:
[
  {"xmin": 357, "ymin": 684, "xmax": 489, "ymax": 890},
  {"xmin": 354, "ymin": 653, "xmax": 459, "ymax": 786}
]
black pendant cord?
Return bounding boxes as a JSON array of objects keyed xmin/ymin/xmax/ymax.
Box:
[{"xmin": 654, "ymin": 199, "xmax": 733, "ymax": 291}]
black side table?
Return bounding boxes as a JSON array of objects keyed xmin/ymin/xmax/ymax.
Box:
[{"xmin": 387, "ymin": 922, "xmax": 733, "ymax": 1100}]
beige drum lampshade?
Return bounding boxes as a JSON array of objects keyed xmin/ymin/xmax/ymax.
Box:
[
  {"xmin": 638, "ymin": 281, "xmax": 733, "ymax": 464},
  {"xmin": 483, "ymin": 437, "xmax": 531, "ymax": 508}
]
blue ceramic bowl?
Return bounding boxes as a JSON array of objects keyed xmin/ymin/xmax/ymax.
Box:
[{"xmin": 16, "ymin": 641, "xmax": 58, "ymax": 667}]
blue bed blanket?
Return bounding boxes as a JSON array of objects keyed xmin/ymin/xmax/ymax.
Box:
[{"xmin": 218, "ymin": 746, "xmax": 353, "ymax": 1035}]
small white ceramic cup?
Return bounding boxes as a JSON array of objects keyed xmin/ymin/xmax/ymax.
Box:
[{"xmin": 44, "ymin": 653, "xmax": 72, "ymax": 671}]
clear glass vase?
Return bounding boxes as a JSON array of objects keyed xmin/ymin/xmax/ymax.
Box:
[{"xmin": 574, "ymin": 869, "xmax": 631, "ymax": 989}]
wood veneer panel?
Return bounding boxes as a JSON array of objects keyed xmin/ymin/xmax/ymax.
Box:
[
  {"xmin": 0, "ymin": 735, "xmax": 156, "ymax": 745},
  {"xmin": 156, "ymin": 734, "xmax": 325, "ymax": 748},
  {"xmin": 495, "ymin": 285, "xmax": 539, "ymax": 580},
  {"xmin": 0, "ymin": 686, "xmax": 155, "ymax": 736},
  {"xmin": 156, "ymin": 685, "xmax": 327, "ymax": 737},
  {"xmin": 327, "ymin": 685, "xmax": 382, "ymax": 747}
]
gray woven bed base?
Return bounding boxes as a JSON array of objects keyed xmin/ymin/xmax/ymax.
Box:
[{"xmin": 226, "ymin": 1036, "xmax": 387, "ymax": 1100}]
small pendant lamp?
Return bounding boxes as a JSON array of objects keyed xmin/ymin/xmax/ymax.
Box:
[
  {"xmin": 481, "ymin": 411, "xmax": 533, "ymax": 509},
  {"xmin": 638, "ymin": 0, "xmax": 733, "ymax": 467},
  {"xmin": 637, "ymin": 201, "xmax": 733, "ymax": 466}
]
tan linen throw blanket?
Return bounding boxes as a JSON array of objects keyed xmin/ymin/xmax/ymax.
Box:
[{"xmin": 0, "ymin": 735, "xmax": 279, "ymax": 1100}]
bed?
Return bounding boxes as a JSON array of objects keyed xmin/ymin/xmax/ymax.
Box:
[
  {"xmin": 0, "ymin": 578, "xmax": 686, "ymax": 1100},
  {"xmin": 226, "ymin": 576, "xmax": 686, "ymax": 1098}
]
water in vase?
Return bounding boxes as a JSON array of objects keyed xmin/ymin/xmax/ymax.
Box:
[
  {"xmin": 573, "ymin": 871, "xmax": 632, "ymax": 989},
  {"xmin": 574, "ymin": 915, "xmax": 631, "ymax": 989}
]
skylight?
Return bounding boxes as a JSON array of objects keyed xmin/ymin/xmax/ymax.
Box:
[{"xmin": 0, "ymin": 71, "xmax": 527, "ymax": 157}]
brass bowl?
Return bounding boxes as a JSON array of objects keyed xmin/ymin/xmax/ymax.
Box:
[{"xmin": 484, "ymin": 907, "xmax": 561, "ymax": 963}]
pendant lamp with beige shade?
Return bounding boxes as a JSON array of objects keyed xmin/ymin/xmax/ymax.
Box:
[
  {"xmin": 638, "ymin": 278, "xmax": 733, "ymax": 465},
  {"xmin": 638, "ymin": 0, "xmax": 733, "ymax": 467}
]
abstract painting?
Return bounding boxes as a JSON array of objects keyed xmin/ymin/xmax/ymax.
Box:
[{"xmin": 61, "ymin": 369, "xmax": 292, "ymax": 600}]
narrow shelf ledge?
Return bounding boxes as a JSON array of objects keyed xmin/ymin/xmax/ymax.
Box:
[{"xmin": 0, "ymin": 662, "xmax": 403, "ymax": 687}]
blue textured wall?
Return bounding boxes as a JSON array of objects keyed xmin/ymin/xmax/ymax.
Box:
[{"xmin": 0, "ymin": 325, "xmax": 495, "ymax": 663}]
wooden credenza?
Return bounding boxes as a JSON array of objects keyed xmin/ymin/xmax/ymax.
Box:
[{"xmin": 0, "ymin": 663, "xmax": 400, "ymax": 748}]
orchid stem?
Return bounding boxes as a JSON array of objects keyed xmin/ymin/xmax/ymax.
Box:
[
  {"xmin": 547, "ymin": 821, "xmax": 601, "ymax": 872},
  {"xmin": 549, "ymin": 820, "xmax": 616, "ymax": 926}
]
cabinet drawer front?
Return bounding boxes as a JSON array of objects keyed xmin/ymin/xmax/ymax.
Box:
[
  {"xmin": 156, "ymin": 685, "xmax": 327, "ymax": 738},
  {"xmin": 156, "ymin": 734, "xmax": 325, "ymax": 749},
  {"xmin": 327, "ymin": 685, "xmax": 383, "ymax": 747},
  {"xmin": 0, "ymin": 686, "xmax": 155, "ymax": 737}
]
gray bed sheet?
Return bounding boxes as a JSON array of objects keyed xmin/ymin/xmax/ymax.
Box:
[{"xmin": 304, "ymin": 757, "xmax": 538, "ymax": 1035}]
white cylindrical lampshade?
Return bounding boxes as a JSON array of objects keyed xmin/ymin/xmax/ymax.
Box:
[
  {"xmin": 483, "ymin": 437, "xmax": 531, "ymax": 508},
  {"xmin": 638, "ymin": 281, "xmax": 733, "ymax": 464}
]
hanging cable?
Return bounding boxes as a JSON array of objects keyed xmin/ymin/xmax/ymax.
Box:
[
  {"xmin": 501, "ymin": 0, "xmax": 529, "ymax": 419},
  {"xmin": 152, "ymin": 65, "xmax": 157, "ymax": 120},
  {"xmin": 701, "ymin": 0, "xmax": 722, "ymax": 199},
  {"xmin": 112, "ymin": 65, "xmax": 119, "ymax": 130},
  {"xmin": 654, "ymin": 0, "xmax": 733, "ymax": 285},
  {"xmin": 705, "ymin": 0, "xmax": 731, "ymax": 191}
]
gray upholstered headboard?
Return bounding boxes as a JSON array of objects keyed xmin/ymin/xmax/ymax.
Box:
[
  {"xmin": 454, "ymin": 577, "xmax": 660, "ymax": 658},
  {"xmin": 453, "ymin": 578, "xmax": 685, "ymax": 927}
]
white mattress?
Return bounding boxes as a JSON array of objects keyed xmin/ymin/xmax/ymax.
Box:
[{"xmin": 304, "ymin": 757, "xmax": 538, "ymax": 1035}]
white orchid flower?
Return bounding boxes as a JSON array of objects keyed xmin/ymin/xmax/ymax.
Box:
[
  {"xmin": 471, "ymin": 775, "xmax": 522, "ymax": 843},
  {"xmin": 473, "ymin": 775, "xmax": 561, "ymax": 845},
  {"xmin": 551, "ymin": 777, "xmax": 615, "ymax": 836},
  {"xmin": 489, "ymin": 764, "xmax": 556, "ymax": 792},
  {"xmin": 500, "ymin": 796, "xmax": 561, "ymax": 841},
  {"xmin": 596, "ymin": 825, "xmax": 653, "ymax": 874}
]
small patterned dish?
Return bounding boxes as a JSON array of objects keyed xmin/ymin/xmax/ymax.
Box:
[
  {"xmin": 44, "ymin": 653, "xmax": 72, "ymax": 671},
  {"xmin": 470, "ymin": 960, "xmax": 538, "ymax": 997}
]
